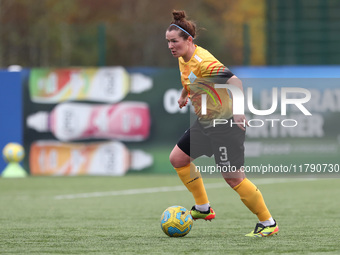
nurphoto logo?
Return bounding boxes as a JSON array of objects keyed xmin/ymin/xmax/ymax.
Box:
[{"xmin": 200, "ymin": 84, "xmax": 312, "ymax": 128}]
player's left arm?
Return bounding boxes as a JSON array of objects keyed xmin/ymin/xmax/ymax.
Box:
[{"xmin": 227, "ymin": 75, "xmax": 249, "ymax": 131}]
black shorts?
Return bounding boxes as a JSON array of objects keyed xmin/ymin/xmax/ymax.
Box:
[{"xmin": 177, "ymin": 119, "xmax": 245, "ymax": 169}]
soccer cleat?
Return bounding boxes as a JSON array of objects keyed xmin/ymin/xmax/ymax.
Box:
[
  {"xmin": 190, "ymin": 206, "xmax": 216, "ymax": 221},
  {"xmin": 245, "ymin": 220, "xmax": 279, "ymax": 237}
]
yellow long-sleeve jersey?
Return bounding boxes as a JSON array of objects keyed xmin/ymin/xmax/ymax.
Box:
[{"xmin": 178, "ymin": 45, "xmax": 234, "ymax": 125}]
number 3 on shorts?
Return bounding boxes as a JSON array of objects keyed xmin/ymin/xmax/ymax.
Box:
[{"xmin": 219, "ymin": 147, "xmax": 228, "ymax": 161}]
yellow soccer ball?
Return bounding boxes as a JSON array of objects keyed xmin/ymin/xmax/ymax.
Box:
[
  {"xmin": 2, "ymin": 143, "xmax": 25, "ymax": 163},
  {"xmin": 160, "ymin": 205, "xmax": 193, "ymax": 237}
]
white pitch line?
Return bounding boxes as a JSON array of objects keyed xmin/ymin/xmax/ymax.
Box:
[{"xmin": 54, "ymin": 178, "xmax": 316, "ymax": 200}]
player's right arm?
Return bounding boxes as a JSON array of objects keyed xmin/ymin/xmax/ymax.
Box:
[{"xmin": 178, "ymin": 87, "xmax": 189, "ymax": 109}]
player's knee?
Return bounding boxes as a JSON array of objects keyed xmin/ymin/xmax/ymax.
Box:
[
  {"xmin": 169, "ymin": 151, "xmax": 177, "ymax": 167},
  {"xmin": 224, "ymin": 177, "xmax": 244, "ymax": 188},
  {"xmin": 169, "ymin": 147, "xmax": 190, "ymax": 168},
  {"xmin": 169, "ymin": 153, "xmax": 188, "ymax": 168}
]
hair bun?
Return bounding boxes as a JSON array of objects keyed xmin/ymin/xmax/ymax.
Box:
[{"xmin": 172, "ymin": 10, "xmax": 186, "ymax": 21}]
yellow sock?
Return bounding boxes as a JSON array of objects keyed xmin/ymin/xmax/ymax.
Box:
[
  {"xmin": 233, "ymin": 178, "xmax": 271, "ymax": 221},
  {"xmin": 175, "ymin": 163, "xmax": 209, "ymax": 205}
]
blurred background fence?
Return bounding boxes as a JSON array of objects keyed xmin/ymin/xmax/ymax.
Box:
[
  {"xmin": 266, "ymin": 0, "xmax": 340, "ymax": 65},
  {"xmin": 1, "ymin": 0, "xmax": 339, "ymax": 68}
]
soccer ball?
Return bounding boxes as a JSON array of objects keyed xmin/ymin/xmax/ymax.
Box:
[
  {"xmin": 2, "ymin": 143, "xmax": 25, "ymax": 163},
  {"xmin": 160, "ymin": 205, "xmax": 193, "ymax": 237}
]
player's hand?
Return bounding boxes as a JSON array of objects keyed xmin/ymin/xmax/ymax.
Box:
[
  {"xmin": 178, "ymin": 96, "xmax": 189, "ymax": 109},
  {"xmin": 233, "ymin": 114, "xmax": 248, "ymax": 131}
]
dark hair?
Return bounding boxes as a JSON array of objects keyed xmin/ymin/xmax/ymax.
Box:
[{"xmin": 168, "ymin": 10, "xmax": 196, "ymax": 39}]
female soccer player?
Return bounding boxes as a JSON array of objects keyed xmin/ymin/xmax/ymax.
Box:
[{"xmin": 166, "ymin": 10, "xmax": 279, "ymax": 237}]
